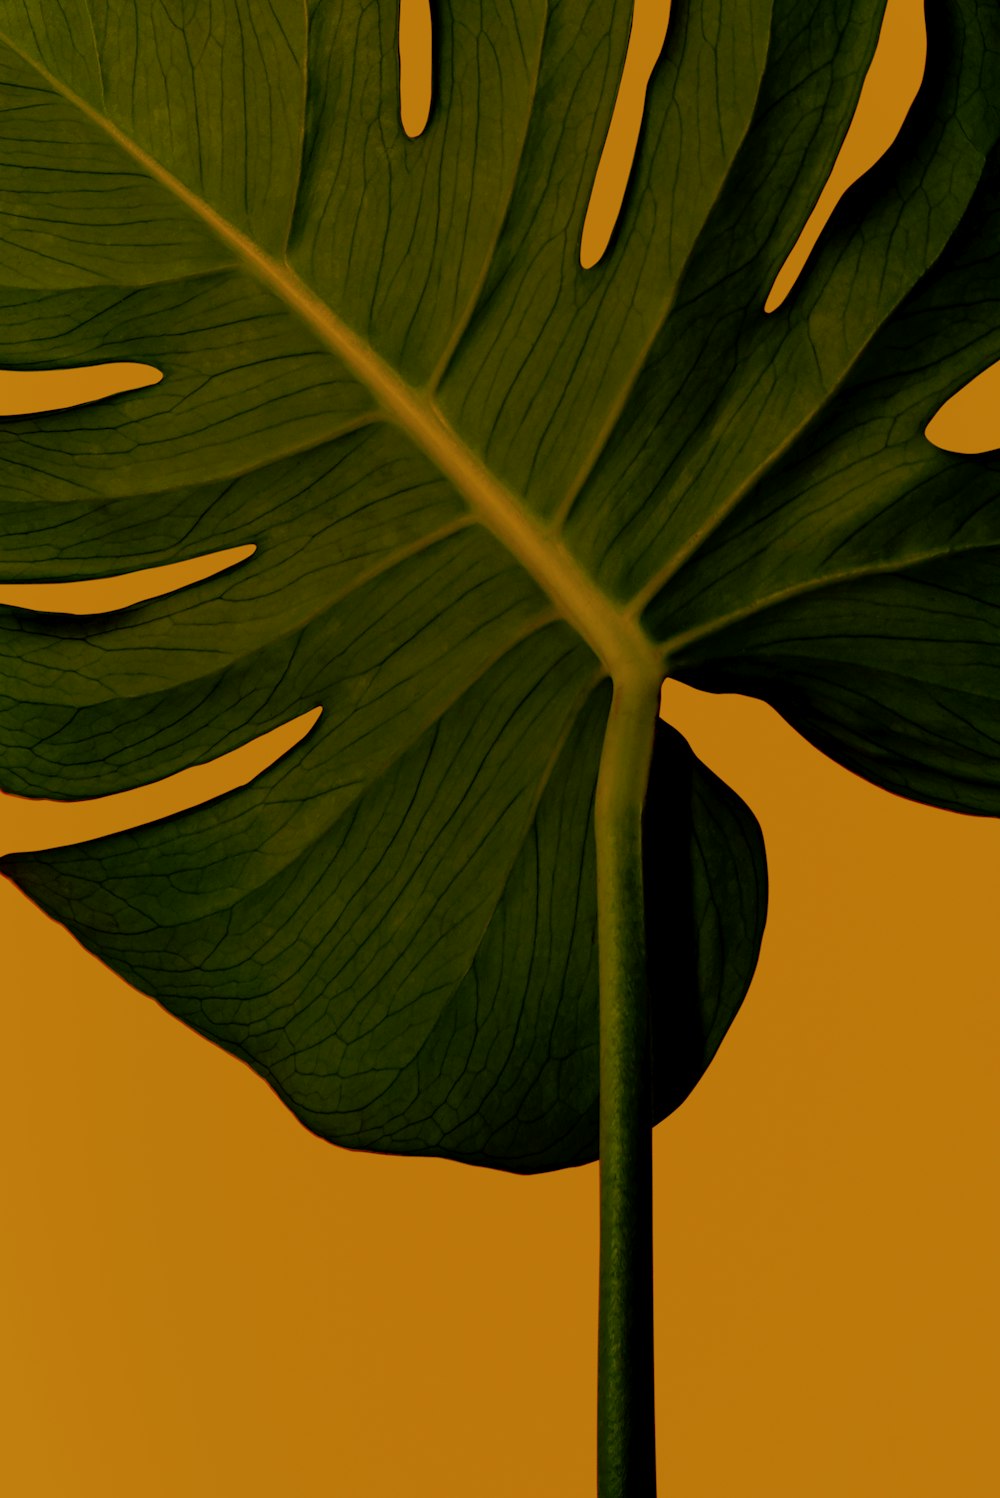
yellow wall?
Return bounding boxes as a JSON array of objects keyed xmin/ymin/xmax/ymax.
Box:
[{"xmin": 2, "ymin": 3, "xmax": 996, "ymax": 1494}]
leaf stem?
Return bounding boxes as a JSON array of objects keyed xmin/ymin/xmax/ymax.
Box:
[{"xmin": 595, "ymin": 671, "xmax": 662, "ymax": 1498}]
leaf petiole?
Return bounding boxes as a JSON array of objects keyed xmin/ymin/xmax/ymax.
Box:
[{"xmin": 595, "ymin": 670, "xmax": 662, "ymax": 1498}]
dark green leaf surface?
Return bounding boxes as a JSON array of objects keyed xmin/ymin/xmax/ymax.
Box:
[
  {"xmin": 644, "ymin": 722, "xmax": 767, "ymax": 1124},
  {"xmin": 9, "ymin": 694, "xmax": 765, "ymax": 1169},
  {"xmin": 0, "ymin": 1, "xmax": 997, "ymax": 1169}
]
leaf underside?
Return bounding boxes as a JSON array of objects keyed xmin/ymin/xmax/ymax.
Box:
[{"xmin": 0, "ymin": 1, "xmax": 998, "ymax": 1169}]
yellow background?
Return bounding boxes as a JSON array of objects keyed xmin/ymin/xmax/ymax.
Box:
[{"xmin": 1, "ymin": 3, "xmax": 997, "ymax": 1493}]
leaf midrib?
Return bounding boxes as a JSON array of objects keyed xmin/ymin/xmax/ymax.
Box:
[{"xmin": 1, "ymin": 32, "xmax": 662, "ymax": 691}]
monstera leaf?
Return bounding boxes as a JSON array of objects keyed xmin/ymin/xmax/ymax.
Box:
[
  {"xmin": 1, "ymin": 0, "xmax": 1000, "ymax": 1491},
  {"xmin": 0, "ymin": 0, "xmax": 781, "ymax": 1173}
]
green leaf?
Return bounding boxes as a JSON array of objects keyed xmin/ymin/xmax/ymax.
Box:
[
  {"xmin": 0, "ymin": 0, "xmax": 997, "ymax": 1190},
  {"xmin": 0, "ymin": 0, "xmax": 771, "ymax": 1174},
  {"xmin": 7, "ymin": 695, "xmax": 766, "ymax": 1170},
  {"xmin": 645, "ymin": 721, "xmax": 768, "ymax": 1124}
]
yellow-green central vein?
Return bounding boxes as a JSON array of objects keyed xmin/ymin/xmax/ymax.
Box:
[{"xmin": 0, "ymin": 31, "xmax": 663, "ymax": 692}]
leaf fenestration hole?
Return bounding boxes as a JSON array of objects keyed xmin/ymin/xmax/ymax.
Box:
[
  {"xmin": 0, "ymin": 545, "xmax": 257, "ymax": 615},
  {"xmin": 0, "ymin": 363, "xmax": 162, "ymax": 416},
  {"xmin": 764, "ymin": 0, "xmax": 926, "ymax": 314},
  {"xmin": 399, "ymin": 0, "xmax": 433, "ymax": 138},
  {"xmin": 0, "ymin": 708, "xmax": 323, "ymax": 857},
  {"xmin": 925, "ymin": 364, "xmax": 1000, "ymax": 454},
  {"xmin": 580, "ymin": 1, "xmax": 672, "ymax": 270}
]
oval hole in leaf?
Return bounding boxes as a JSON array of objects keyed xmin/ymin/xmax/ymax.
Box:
[
  {"xmin": 399, "ymin": 0, "xmax": 433, "ymax": 138},
  {"xmin": 0, "ymin": 363, "xmax": 162, "ymax": 416},
  {"xmin": 0, "ymin": 545, "xmax": 256, "ymax": 615},
  {"xmin": 0, "ymin": 708, "xmax": 322, "ymax": 857},
  {"xmin": 925, "ymin": 363, "xmax": 1000, "ymax": 454},
  {"xmin": 764, "ymin": 0, "xmax": 926, "ymax": 313},
  {"xmin": 580, "ymin": 1, "xmax": 672, "ymax": 270}
]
